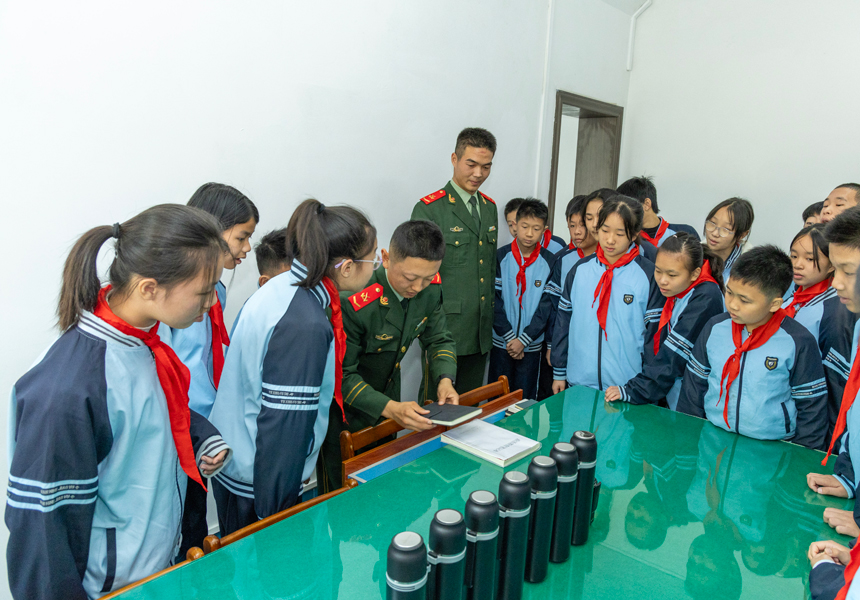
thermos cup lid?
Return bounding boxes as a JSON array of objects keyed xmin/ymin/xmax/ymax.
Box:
[
  {"xmin": 570, "ymin": 430, "xmax": 597, "ymax": 463},
  {"xmin": 429, "ymin": 509, "xmax": 467, "ymax": 556},
  {"xmin": 528, "ymin": 456, "xmax": 559, "ymax": 492},
  {"xmin": 466, "ymin": 490, "xmax": 500, "ymax": 533},
  {"xmin": 387, "ymin": 532, "xmax": 427, "ymax": 584},
  {"xmin": 550, "ymin": 442, "xmax": 579, "ymax": 477},
  {"xmin": 499, "ymin": 471, "xmax": 531, "ymax": 511},
  {"xmin": 435, "ymin": 509, "xmax": 463, "ymax": 526}
]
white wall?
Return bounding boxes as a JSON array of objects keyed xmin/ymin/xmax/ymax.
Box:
[
  {"xmin": 0, "ymin": 1, "xmax": 634, "ymax": 596},
  {"xmin": 619, "ymin": 0, "xmax": 860, "ymax": 250}
]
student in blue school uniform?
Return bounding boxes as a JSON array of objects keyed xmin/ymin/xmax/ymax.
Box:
[
  {"xmin": 677, "ymin": 244, "xmax": 828, "ymax": 450},
  {"xmin": 604, "ymin": 233, "xmax": 725, "ymax": 409},
  {"xmin": 551, "ymin": 194, "xmax": 665, "ymax": 393},
  {"xmin": 503, "ymin": 197, "xmax": 565, "ymax": 254},
  {"xmin": 805, "ymin": 201, "xmax": 825, "ymax": 227},
  {"xmin": 616, "ymin": 175, "xmax": 699, "ymax": 246},
  {"xmin": 702, "ymin": 197, "xmax": 754, "ymax": 284},
  {"xmin": 169, "ymin": 182, "xmax": 258, "ymax": 557},
  {"xmin": 254, "ymin": 228, "xmax": 291, "ymax": 287},
  {"xmin": 490, "ymin": 199, "xmax": 556, "ymax": 399},
  {"xmin": 784, "ymin": 224, "xmax": 856, "ymax": 437},
  {"xmin": 5, "ymin": 205, "xmax": 232, "ymax": 600},
  {"xmin": 806, "ymin": 208, "xmax": 860, "ymax": 542},
  {"xmin": 208, "ymin": 199, "xmax": 378, "ymax": 535},
  {"xmin": 581, "ymin": 187, "xmax": 659, "ymax": 263}
]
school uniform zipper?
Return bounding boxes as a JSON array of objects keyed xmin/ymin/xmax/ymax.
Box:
[
  {"xmin": 597, "ymin": 327, "xmax": 604, "ymax": 390},
  {"xmin": 734, "ymin": 354, "xmax": 747, "ymax": 433}
]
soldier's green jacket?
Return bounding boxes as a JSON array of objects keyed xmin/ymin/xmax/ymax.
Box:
[
  {"xmin": 410, "ymin": 182, "xmax": 498, "ymax": 356},
  {"xmin": 341, "ymin": 268, "xmax": 457, "ymax": 432}
]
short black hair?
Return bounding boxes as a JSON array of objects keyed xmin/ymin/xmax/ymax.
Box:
[
  {"xmin": 835, "ymin": 183, "xmax": 860, "ymax": 199},
  {"xmin": 706, "ymin": 197, "xmax": 754, "ymax": 245},
  {"xmin": 454, "ymin": 127, "xmax": 497, "ymax": 157},
  {"xmin": 515, "ymin": 198, "xmax": 549, "ymax": 226},
  {"xmin": 581, "ymin": 188, "xmax": 617, "ymax": 220},
  {"xmin": 825, "ymin": 206, "xmax": 860, "ymax": 250},
  {"xmin": 729, "ymin": 245, "xmax": 792, "ymax": 300},
  {"xmin": 504, "ymin": 198, "xmax": 524, "ymax": 219},
  {"xmin": 254, "ymin": 228, "xmax": 289, "ymax": 277},
  {"xmin": 803, "ymin": 201, "xmax": 824, "ymax": 222},
  {"xmin": 597, "ymin": 194, "xmax": 644, "ymax": 240},
  {"xmin": 617, "ymin": 176, "xmax": 658, "ymax": 213},
  {"xmin": 390, "ymin": 220, "xmax": 446, "ymax": 262},
  {"xmin": 565, "ymin": 195, "xmax": 588, "ymax": 220}
]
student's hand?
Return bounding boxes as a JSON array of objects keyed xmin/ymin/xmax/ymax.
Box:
[
  {"xmin": 437, "ymin": 378, "xmax": 459, "ymax": 406},
  {"xmin": 545, "ymin": 348, "xmax": 551, "ymax": 364},
  {"xmin": 552, "ymin": 380, "xmax": 566, "ymax": 395},
  {"xmin": 807, "ymin": 473, "xmax": 850, "ymax": 497},
  {"xmin": 507, "ymin": 339, "xmax": 525, "ymax": 358},
  {"xmin": 382, "ymin": 401, "xmax": 434, "ymax": 432},
  {"xmin": 808, "ymin": 539, "xmax": 851, "ymax": 567},
  {"xmin": 604, "ymin": 386, "xmax": 622, "ymax": 402},
  {"xmin": 200, "ymin": 449, "xmax": 229, "ymax": 477},
  {"xmin": 823, "ymin": 507, "xmax": 860, "ymax": 538}
]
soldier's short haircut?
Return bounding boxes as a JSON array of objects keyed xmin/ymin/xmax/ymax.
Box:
[
  {"xmin": 515, "ymin": 198, "xmax": 549, "ymax": 226},
  {"xmin": 454, "ymin": 127, "xmax": 497, "ymax": 158},
  {"xmin": 390, "ymin": 220, "xmax": 446, "ymax": 262}
]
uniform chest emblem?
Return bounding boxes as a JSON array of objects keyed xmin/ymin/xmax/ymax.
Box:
[
  {"xmin": 375, "ymin": 334, "xmax": 394, "ymax": 341},
  {"xmin": 764, "ymin": 357, "xmax": 778, "ymax": 370},
  {"xmin": 534, "ymin": 280, "xmax": 542, "ymax": 287},
  {"xmin": 415, "ymin": 317, "xmax": 428, "ymax": 331},
  {"xmin": 623, "ymin": 294, "xmax": 634, "ymax": 304},
  {"xmin": 450, "ymin": 226, "xmax": 463, "ymax": 232},
  {"xmin": 380, "ymin": 296, "xmax": 389, "ymax": 306},
  {"xmin": 488, "ymin": 225, "xmax": 496, "ymax": 232},
  {"xmin": 449, "ymin": 194, "xmax": 457, "ymax": 204}
]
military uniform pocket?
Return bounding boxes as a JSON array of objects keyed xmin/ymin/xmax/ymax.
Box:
[
  {"xmin": 445, "ymin": 235, "xmax": 471, "ymax": 267},
  {"xmin": 365, "ymin": 334, "xmax": 399, "ymax": 354}
]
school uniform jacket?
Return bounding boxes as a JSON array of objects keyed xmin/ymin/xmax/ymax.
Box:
[
  {"xmin": 833, "ymin": 320, "xmax": 860, "ymax": 499},
  {"xmin": 208, "ymin": 261, "xmax": 335, "ymax": 519},
  {"xmin": 677, "ymin": 313, "xmax": 828, "ymax": 449},
  {"xmin": 542, "ymin": 234, "xmax": 567, "ymax": 255},
  {"xmin": 550, "ymin": 245, "xmax": 665, "ymax": 390},
  {"xmin": 643, "ymin": 217, "xmax": 700, "ymax": 246},
  {"xmin": 782, "ymin": 287, "xmax": 856, "ymax": 429},
  {"xmin": 722, "ymin": 245, "xmax": 742, "ymax": 283},
  {"xmin": 493, "ymin": 243, "xmax": 555, "ymax": 353},
  {"xmin": 544, "ymin": 246, "xmax": 585, "ymax": 347},
  {"xmin": 619, "ymin": 281, "xmax": 724, "ymax": 409},
  {"xmin": 6, "ymin": 313, "xmax": 229, "ymax": 600},
  {"xmin": 171, "ymin": 281, "xmax": 227, "ymax": 418}
]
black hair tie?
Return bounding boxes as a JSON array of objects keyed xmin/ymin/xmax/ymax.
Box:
[
  {"xmin": 111, "ymin": 223, "xmax": 121, "ymax": 239},
  {"xmin": 317, "ymin": 203, "xmax": 326, "ymax": 214}
]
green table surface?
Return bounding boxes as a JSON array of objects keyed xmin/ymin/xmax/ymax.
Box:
[{"xmin": 119, "ymin": 387, "xmax": 853, "ymax": 600}]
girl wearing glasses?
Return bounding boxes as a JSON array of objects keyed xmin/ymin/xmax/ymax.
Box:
[
  {"xmin": 208, "ymin": 198, "xmax": 377, "ymax": 535},
  {"xmin": 703, "ymin": 197, "xmax": 754, "ymax": 282}
]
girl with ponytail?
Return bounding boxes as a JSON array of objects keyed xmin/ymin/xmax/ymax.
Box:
[
  {"xmin": 7, "ymin": 205, "xmax": 233, "ymax": 600},
  {"xmin": 208, "ymin": 198, "xmax": 377, "ymax": 535},
  {"xmin": 605, "ymin": 232, "xmax": 725, "ymax": 409}
]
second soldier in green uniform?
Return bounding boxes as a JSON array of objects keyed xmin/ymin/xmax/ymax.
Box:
[{"xmin": 320, "ymin": 220, "xmax": 458, "ymax": 491}]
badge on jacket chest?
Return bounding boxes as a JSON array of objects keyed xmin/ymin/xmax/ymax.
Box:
[
  {"xmin": 450, "ymin": 226, "xmax": 463, "ymax": 233},
  {"xmin": 764, "ymin": 357, "xmax": 778, "ymax": 370},
  {"xmin": 623, "ymin": 294, "xmax": 634, "ymax": 305},
  {"xmin": 534, "ymin": 280, "xmax": 542, "ymax": 287},
  {"xmin": 375, "ymin": 334, "xmax": 394, "ymax": 341}
]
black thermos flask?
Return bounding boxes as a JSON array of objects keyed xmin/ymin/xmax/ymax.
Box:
[
  {"xmin": 428, "ymin": 509, "xmax": 467, "ymax": 600},
  {"xmin": 387, "ymin": 531, "xmax": 429, "ymax": 600},
  {"xmin": 549, "ymin": 442, "xmax": 578, "ymax": 563},
  {"xmin": 524, "ymin": 456, "xmax": 558, "ymax": 583},
  {"xmin": 497, "ymin": 471, "xmax": 531, "ymax": 600},
  {"xmin": 464, "ymin": 490, "xmax": 500, "ymax": 600},
  {"xmin": 570, "ymin": 430, "xmax": 597, "ymax": 546}
]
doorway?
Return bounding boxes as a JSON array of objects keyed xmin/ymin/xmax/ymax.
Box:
[{"xmin": 547, "ymin": 91, "xmax": 624, "ymax": 239}]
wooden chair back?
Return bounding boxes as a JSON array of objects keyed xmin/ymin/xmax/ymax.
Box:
[{"xmin": 457, "ymin": 375, "xmax": 510, "ymax": 407}]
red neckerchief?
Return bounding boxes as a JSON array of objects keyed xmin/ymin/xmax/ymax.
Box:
[
  {"xmin": 209, "ymin": 298, "xmax": 231, "ymax": 388},
  {"xmin": 784, "ymin": 278, "xmax": 832, "ymax": 318},
  {"xmin": 717, "ymin": 309, "xmax": 787, "ymax": 429},
  {"xmin": 541, "ymin": 229, "xmax": 552, "ymax": 249},
  {"xmin": 322, "ymin": 277, "xmax": 347, "ymax": 423},
  {"xmin": 653, "ymin": 261, "xmax": 718, "ymax": 355},
  {"xmin": 93, "ymin": 286, "xmax": 205, "ymax": 491},
  {"xmin": 835, "ymin": 540, "xmax": 860, "ymax": 600},
  {"xmin": 822, "ymin": 338, "xmax": 860, "ymax": 465},
  {"xmin": 640, "ymin": 218, "xmax": 670, "ymax": 246},
  {"xmin": 512, "ymin": 241, "xmax": 541, "ymax": 307},
  {"xmin": 593, "ymin": 244, "xmax": 640, "ymax": 339},
  {"xmin": 568, "ymin": 242, "xmax": 585, "ymax": 259}
]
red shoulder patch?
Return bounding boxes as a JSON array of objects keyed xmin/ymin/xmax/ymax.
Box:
[
  {"xmin": 479, "ymin": 191, "xmax": 495, "ymax": 205},
  {"xmin": 431, "ymin": 273, "xmax": 441, "ymax": 284},
  {"xmin": 347, "ymin": 284, "xmax": 384, "ymax": 311},
  {"xmin": 420, "ymin": 189, "xmax": 446, "ymax": 205}
]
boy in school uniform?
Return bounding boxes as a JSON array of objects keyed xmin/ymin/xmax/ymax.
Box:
[
  {"xmin": 505, "ymin": 196, "xmax": 565, "ymax": 254},
  {"xmin": 254, "ymin": 228, "xmax": 290, "ymax": 287},
  {"xmin": 677, "ymin": 245, "xmax": 828, "ymax": 450},
  {"xmin": 804, "ymin": 201, "xmax": 825, "ymax": 227},
  {"xmin": 617, "ymin": 175, "xmax": 699, "ymax": 246},
  {"xmin": 489, "ymin": 199, "xmax": 555, "ymax": 399}
]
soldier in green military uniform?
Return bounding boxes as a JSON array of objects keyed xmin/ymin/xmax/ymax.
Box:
[
  {"xmin": 319, "ymin": 220, "xmax": 458, "ymax": 491},
  {"xmin": 411, "ymin": 127, "xmax": 499, "ymax": 394}
]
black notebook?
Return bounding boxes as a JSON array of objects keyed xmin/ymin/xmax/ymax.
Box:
[{"xmin": 422, "ymin": 403, "xmax": 481, "ymax": 426}]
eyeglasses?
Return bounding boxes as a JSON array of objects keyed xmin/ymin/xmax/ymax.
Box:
[
  {"xmin": 704, "ymin": 220, "xmax": 735, "ymax": 238},
  {"xmin": 334, "ymin": 251, "xmax": 382, "ymax": 271}
]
